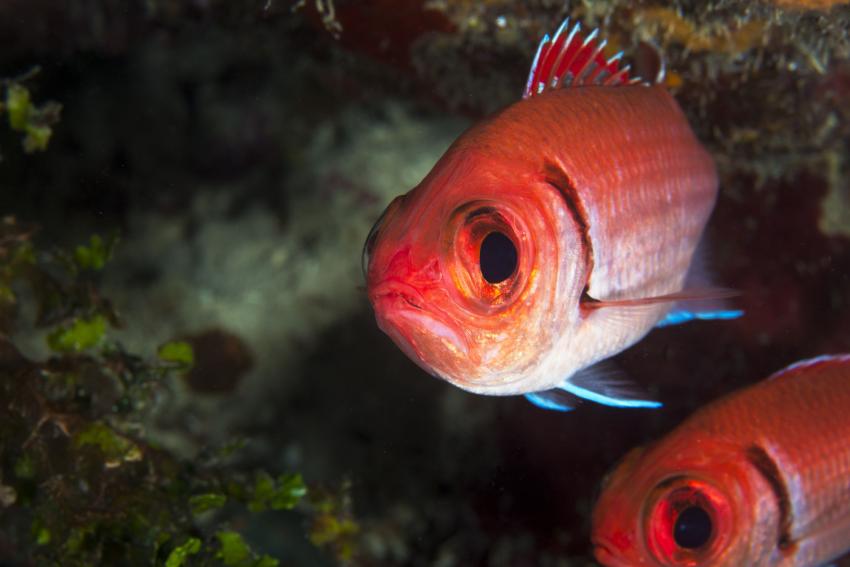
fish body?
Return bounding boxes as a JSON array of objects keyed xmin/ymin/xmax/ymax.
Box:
[
  {"xmin": 364, "ymin": 20, "xmax": 731, "ymax": 407},
  {"xmin": 592, "ymin": 354, "xmax": 850, "ymax": 566}
]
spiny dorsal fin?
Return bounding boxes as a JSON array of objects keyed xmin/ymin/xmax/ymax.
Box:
[
  {"xmin": 769, "ymin": 354, "xmax": 850, "ymax": 382},
  {"xmin": 523, "ymin": 19, "xmax": 643, "ymax": 99}
]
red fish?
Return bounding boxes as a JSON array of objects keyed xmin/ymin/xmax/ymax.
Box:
[
  {"xmin": 592, "ymin": 354, "xmax": 850, "ymax": 566},
  {"xmin": 363, "ymin": 19, "xmax": 739, "ymax": 410}
]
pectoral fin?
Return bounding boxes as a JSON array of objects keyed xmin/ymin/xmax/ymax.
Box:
[
  {"xmin": 585, "ymin": 287, "xmax": 739, "ymax": 309},
  {"xmin": 584, "ymin": 288, "xmax": 744, "ymax": 329}
]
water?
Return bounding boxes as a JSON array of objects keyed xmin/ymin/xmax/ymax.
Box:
[{"xmin": 0, "ymin": 1, "xmax": 849, "ymax": 566}]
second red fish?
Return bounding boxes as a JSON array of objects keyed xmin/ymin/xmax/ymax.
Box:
[{"xmin": 593, "ymin": 354, "xmax": 850, "ymax": 566}]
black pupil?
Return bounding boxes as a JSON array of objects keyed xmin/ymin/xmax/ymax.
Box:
[
  {"xmin": 674, "ymin": 506, "xmax": 713, "ymax": 549},
  {"xmin": 479, "ymin": 232, "xmax": 517, "ymax": 284}
]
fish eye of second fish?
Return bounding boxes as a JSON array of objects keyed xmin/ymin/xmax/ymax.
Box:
[{"xmin": 363, "ymin": 18, "xmax": 742, "ymax": 410}]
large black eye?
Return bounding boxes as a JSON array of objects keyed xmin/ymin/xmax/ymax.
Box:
[
  {"xmin": 479, "ymin": 231, "xmax": 517, "ymax": 284},
  {"xmin": 674, "ymin": 505, "xmax": 712, "ymax": 549}
]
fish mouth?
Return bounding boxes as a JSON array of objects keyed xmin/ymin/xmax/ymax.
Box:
[
  {"xmin": 369, "ymin": 280, "xmax": 426, "ymax": 311},
  {"xmin": 369, "ymin": 280, "xmax": 469, "ymax": 361},
  {"xmin": 369, "ymin": 282, "xmax": 536, "ymax": 394}
]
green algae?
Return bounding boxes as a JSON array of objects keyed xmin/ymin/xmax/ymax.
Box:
[
  {"xmin": 216, "ymin": 530, "xmax": 280, "ymax": 567},
  {"xmin": 0, "ymin": 70, "xmax": 61, "ymax": 155},
  {"xmin": 249, "ymin": 471, "xmax": 307, "ymax": 512},
  {"xmin": 73, "ymin": 234, "xmax": 115, "ymax": 272},
  {"xmin": 165, "ymin": 537, "xmax": 202, "ymax": 567},
  {"xmin": 46, "ymin": 314, "xmax": 108, "ymax": 353},
  {"xmin": 189, "ymin": 492, "xmax": 228, "ymax": 515},
  {"xmin": 0, "ymin": 217, "xmax": 354, "ymax": 566},
  {"xmin": 157, "ymin": 340, "xmax": 195, "ymax": 368}
]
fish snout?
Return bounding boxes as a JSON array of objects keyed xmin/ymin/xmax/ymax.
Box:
[
  {"xmin": 369, "ymin": 243, "xmax": 441, "ymax": 283},
  {"xmin": 368, "ymin": 247, "xmax": 443, "ymax": 302},
  {"xmin": 369, "ymin": 276, "xmax": 470, "ymax": 365}
]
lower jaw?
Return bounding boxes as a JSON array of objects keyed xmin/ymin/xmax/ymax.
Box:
[{"xmin": 375, "ymin": 306, "xmax": 539, "ymax": 395}]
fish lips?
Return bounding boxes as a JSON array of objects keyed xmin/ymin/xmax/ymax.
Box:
[{"xmin": 369, "ymin": 280, "xmax": 470, "ymax": 374}]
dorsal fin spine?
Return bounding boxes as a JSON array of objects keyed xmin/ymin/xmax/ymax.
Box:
[
  {"xmin": 548, "ymin": 21, "xmax": 578, "ymax": 87},
  {"xmin": 523, "ymin": 18, "xmax": 643, "ymax": 97},
  {"xmin": 571, "ymin": 30, "xmax": 602, "ymax": 84},
  {"xmin": 557, "ymin": 26, "xmax": 596, "ymax": 85},
  {"xmin": 595, "ymin": 46, "xmax": 615, "ymax": 80},
  {"xmin": 603, "ymin": 64, "xmax": 630, "ymax": 86},
  {"xmin": 607, "ymin": 51, "xmax": 624, "ymax": 65},
  {"xmin": 592, "ymin": 52, "xmax": 622, "ymax": 84},
  {"xmin": 536, "ymin": 30, "xmax": 562, "ymax": 94},
  {"xmin": 552, "ymin": 18, "xmax": 570, "ymax": 45},
  {"xmin": 551, "ymin": 22, "xmax": 583, "ymax": 87},
  {"xmin": 542, "ymin": 20, "xmax": 571, "ymax": 73},
  {"xmin": 524, "ymin": 33, "xmax": 550, "ymax": 99},
  {"xmin": 577, "ymin": 38, "xmax": 608, "ymax": 83}
]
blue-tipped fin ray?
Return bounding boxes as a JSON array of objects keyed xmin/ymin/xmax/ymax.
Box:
[
  {"xmin": 524, "ymin": 390, "xmax": 580, "ymax": 412},
  {"xmin": 525, "ymin": 361, "xmax": 661, "ymax": 412},
  {"xmin": 657, "ymin": 308, "xmax": 743, "ymax": 328}
]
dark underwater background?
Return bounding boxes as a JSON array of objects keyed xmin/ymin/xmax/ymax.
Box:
[{"xmin": 0, "ymin": 1, "xmax": 849, "ymax": 565}]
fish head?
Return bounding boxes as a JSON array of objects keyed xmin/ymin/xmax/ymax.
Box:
[
  {"xmin": 592, "ymin": 433, "xmax": 780, "ymax": 566},
  {"xmin": 363, "ymin": 145, "xmax": 588, "ymax": 394}
]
